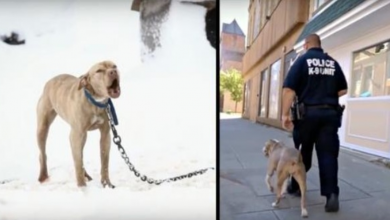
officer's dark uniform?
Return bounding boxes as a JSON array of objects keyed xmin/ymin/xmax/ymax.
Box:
[
  {"xmin": 291, "ymin": 97, "xmax": 301, "ymax": 150},
  {"xmin": 283, "ymin": 48, "xmax": 348, "ymax": 204}
]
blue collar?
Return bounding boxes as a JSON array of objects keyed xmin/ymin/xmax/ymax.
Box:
[
  {"xmin": 83, "ymin": 88, "xmax": 118, "ymax": 125},
  {"xmin": 84, "ymin": 89, "xmax": 109, "ymax": 108}
]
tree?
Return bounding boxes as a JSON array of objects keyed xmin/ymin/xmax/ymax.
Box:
[{"xmin": 220, "ymin": 68, "xmax": 244, "ymax": 113}]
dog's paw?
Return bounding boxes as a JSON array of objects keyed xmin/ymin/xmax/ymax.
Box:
[
  {"xmin": 101, "ymin": 179, "xmax": 115, "ymax": 189},
  {"xmin": 38, "ymin": 174, "xmax": 49, "ymax": 183},
  {"xmin": 301, "ymin": 208, "xmax": 308, "ymax": 218},
  {"xmin": 104, "ymin": 183, "xmax": 115, "ymax": 189},
  {"xmin": 272, "ymin": 202, "xmax": 279, "ymax": 208}
]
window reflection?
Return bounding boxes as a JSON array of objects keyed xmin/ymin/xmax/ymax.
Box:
[
  {"xmin": 259, "ymin": 68, "xmax": 268, "ymax": 117},
  {"xmin": 351, "ymin": 41, "xmax": 390, "ymax": 97},
  {"xmin": 268, "ymin": 59, "xmax": 281, "ymax": 119}
]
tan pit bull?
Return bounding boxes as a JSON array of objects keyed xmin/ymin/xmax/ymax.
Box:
[
  {"xmin": 36, "ymin": 61, "xmax": 120, "ymax": 188},
  {"xmin": 262, "ymin": 139, "xmax": 308, "ymax": 218}
]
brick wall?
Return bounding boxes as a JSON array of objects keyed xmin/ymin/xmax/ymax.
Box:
[{"xmin": 220, "ymin": 33, "xmax": 246, "ymax": 53}]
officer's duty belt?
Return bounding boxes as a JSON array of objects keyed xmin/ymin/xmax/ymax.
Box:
[{"xmin": 305, "ymin": 104, "xmax": 337, "ymax": 109}]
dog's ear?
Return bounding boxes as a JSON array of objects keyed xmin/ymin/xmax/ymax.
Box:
[
  {"xmin": 270, "ymin": 139, "xmax": 279, "ymax": 144},
  {"xmin": 267, "ymin": 139, "xmax": 279, "ymax": 150},
  {"xmin": 267, "ymin": 139, "xmax": 276, "ymax": 146},
  {"xmin": 78, "ymin": 73, "xmax": 89, "ymax": 90}
]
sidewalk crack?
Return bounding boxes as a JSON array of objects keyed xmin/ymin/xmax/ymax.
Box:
[{"xmin": 229, "ymin": 145, "xmax": 246, "ymax": 169}]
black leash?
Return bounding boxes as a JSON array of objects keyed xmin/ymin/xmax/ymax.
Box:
[{"xmin": 106, "ymin": 104, "xmax": 215, "ymax": 185}]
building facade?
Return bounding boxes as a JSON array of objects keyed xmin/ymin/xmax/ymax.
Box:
[
  {"xmin": 242, "ymin": 0, "xmax": 311, "ymax": 128},
  {"xmin": 294, "ymin": 0, "xmax": 390, "ymax": 159},
  {"xmin": 220, "ymin": 20, "xmax": 246, "ymax": 113}
]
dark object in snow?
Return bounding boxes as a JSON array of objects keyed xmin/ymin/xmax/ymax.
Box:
[
  {"xmin": 205, "ymin": 4, "xmax": 216, "ymax": 49},
  {"xmin": 181, "ymin": 1, "xmax": 216, "ymax": 49},
  {"xmin": 133, "ymin": 0, "xmax": 216, "ymax": 59},
  {"xmin": 139, "ymin": 0, "xmax": 172, "ymax": 56},
  {"xmin": 1, "ymin": 32, "xmax": 25, "ymax": 45}
]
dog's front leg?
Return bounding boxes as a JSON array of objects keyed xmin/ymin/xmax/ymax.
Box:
[
  {"xmin": 100, "ymin": 124, "xmax": 115, "ymax": 188},
  {"xmin": 266, "ymin": 160, "xmax": 276, "ymax": 192},
  {"xmin": 265, "ymin": 171, "xmax": 274, "ymax": 193},
  {"xmin": 69, "ymin": 129, "xmax": 87, "ymax": 187}
]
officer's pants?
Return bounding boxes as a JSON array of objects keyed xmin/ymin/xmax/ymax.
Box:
[{"xmin": 290, "ymin": 108, "xmax": 340, "ymax": 197}]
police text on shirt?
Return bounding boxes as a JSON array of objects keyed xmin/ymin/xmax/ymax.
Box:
[{"xmin": 306, "ymin": 58, "xmax": 335, "ymax": 76}]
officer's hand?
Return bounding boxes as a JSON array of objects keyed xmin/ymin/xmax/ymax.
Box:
[{"xmin": 282, "ymin": 114, "xmax": 293, "ymax": 131}]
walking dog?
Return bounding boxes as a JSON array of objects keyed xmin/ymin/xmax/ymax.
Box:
[{"xmin": 262, "ymin": 139, "xmax": 308, "ymax": 217}]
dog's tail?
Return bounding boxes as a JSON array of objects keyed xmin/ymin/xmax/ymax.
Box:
[{"xmin": 291, "ymin": 153, "xmax": 303, "ymax": 167}]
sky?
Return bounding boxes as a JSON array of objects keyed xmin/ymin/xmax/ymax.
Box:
[{"xmin": 220, "ymin": 0, "xmax": 250, "ymax": 37}]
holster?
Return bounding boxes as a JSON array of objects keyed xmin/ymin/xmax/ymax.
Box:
[
  {"xmin": 291, "ymin": 101, "xmax": 305, "ymax": 121},
  {"xmin": 336, "ymin": 104, "xmax": 345, "ymax": 116},
  {"xmin": 297, "ymin": 103, "xmax": 305, "ymax": 120}
]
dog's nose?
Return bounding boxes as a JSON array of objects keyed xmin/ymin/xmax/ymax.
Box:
[{"xmin": 109, "ymin": 69, "xmax": 117, "ymax": 75}]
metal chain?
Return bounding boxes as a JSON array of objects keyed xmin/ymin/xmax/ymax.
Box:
[{"xmin": 106, "ymin": 105, "xmax": 215, "ymax": 185}]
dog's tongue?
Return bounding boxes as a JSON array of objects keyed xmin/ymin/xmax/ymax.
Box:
[{"xmin": 109, "ymin": 88, "xmax": 121, "ymax": 98}]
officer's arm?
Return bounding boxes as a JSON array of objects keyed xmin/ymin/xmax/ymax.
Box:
[
  {"xmin": 282, "ymin": 88, "xmax": 295, "ymax": 117},
  {"xmin": 338, "ymin": 90, "xmax": 347, "ymax": 97},
  {"xmin": 282, "ymin": 57, "xmax": 303, "ymax": 116},
  {"xmin": 336, "ymin": 62, "xmax": 348, "ymax": 97}
]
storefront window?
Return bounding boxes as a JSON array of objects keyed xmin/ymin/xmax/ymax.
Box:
[
  {"xmin": 268, "ymin": 59, "xmax": 281, "ymax": 119},
  {"xmin": 243, "ymin": 79, "xmax": 251, "ymax": 114},
  {"xmin": 258, "ymin": 68, "xmax": 268, "ymax": 117},
  {"xmin": 351, "ymin": 41, "xmax": 390, "ymax": 97}
]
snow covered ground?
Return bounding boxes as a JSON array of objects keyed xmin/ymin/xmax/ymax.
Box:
[{"xmin": 0, "ymin": 1, "xmax": 216, "ymax": 219}]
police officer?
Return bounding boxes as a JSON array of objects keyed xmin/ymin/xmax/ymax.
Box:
[{"xmin": 281, "ymin": 33, "xmax": 348, "ymax": 212}]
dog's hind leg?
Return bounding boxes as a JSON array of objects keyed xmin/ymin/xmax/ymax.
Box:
[
  {"xmin": 272, "ymin": 169, "xmax": 289, "ymax": 208},
  {"xmin": 293, "ymin": 170, "xmax": 308, "ymax": 218},
  {"xmin": 36, "ymin": 96, "xmax": 57, "ymax": 183},
  {"xmin": 281, "ymin": 176, "xmax": 289, "ymax": 198}
]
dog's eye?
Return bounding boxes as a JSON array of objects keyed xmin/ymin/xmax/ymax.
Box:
[
  {"xmin": 112, "ymin": 65, "xmax": 117, "ymax": 69},
  {"xmin": 96, "ymin": 69, "xmax": 104, "ymax": 73}
]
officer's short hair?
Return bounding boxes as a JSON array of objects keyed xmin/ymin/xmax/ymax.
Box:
[{"xmin": 305, "ymin": 34, "xmax": 321, "ymax": 47}]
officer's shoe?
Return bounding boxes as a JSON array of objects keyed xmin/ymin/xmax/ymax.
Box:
[
  {"xmin": 325, "ymin": 193, "xmax": 339, "ymax": 212},
  {"xmin": 287, "ymin": 182, "xmax": 301, "ymax": 197}
]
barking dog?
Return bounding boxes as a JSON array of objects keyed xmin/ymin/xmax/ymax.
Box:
[
  {"xmin": 262, "ymin": 139, "xmax": 308, "ymax": 218},
  {"xmin": 36, "ymin": 61, "xmax": 120, "ymax": 188}
]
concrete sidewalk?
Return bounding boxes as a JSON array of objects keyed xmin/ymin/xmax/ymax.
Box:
[{"xmin": 220, "ymin": 114, "xmax": 390, "ymax": 220}]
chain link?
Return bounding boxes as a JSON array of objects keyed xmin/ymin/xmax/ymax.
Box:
[{"xmin": 106, "ymin": 106, "xmax": 215, "ymax": 185}]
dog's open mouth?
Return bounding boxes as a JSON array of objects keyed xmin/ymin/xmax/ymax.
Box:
[{"xmin": 107, "ymin": 78, "xmax": 120, "ymax": 98}]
